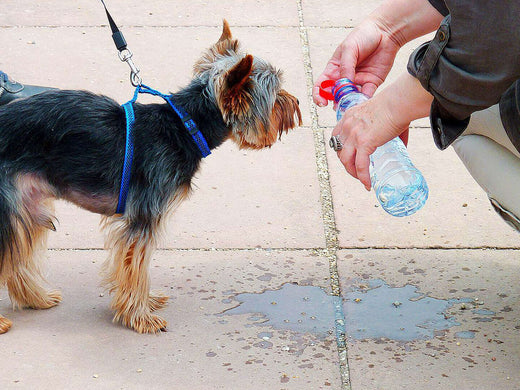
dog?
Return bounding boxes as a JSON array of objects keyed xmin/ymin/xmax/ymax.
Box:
[{"xmin": 0, "ymin": 20, "xmax": 302, "ymax": 334}]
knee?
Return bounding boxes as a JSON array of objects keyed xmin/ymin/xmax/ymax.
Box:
[
  {"xmin": 489, "ymin": 197, "xmax": 520, "ymax": 232},
  {"xmin": 453, "ymin": 134, "xmax": 520, "ymax": 232}
]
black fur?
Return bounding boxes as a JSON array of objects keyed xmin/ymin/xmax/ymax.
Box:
[
  {"xmin": 0, "ymin": 79, "xmax": 229, "ymax": 262},
  {"xmin": 1, "ymin": 81, "xmax": 228, "ymax": 187}
]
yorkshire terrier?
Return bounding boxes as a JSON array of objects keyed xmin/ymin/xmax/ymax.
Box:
[{"xmin": 0, "ymin": 21, "xmax": 302, "ymax": 334}]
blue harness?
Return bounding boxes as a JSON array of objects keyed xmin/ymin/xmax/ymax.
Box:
[{"xmin": 115, "ymin": 84, "xmax": 211, "ymax": 214}]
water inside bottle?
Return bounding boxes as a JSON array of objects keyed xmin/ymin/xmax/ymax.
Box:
[{"xmin": 374, "ymin": 168, "xmax": 429, "ymax": 217}]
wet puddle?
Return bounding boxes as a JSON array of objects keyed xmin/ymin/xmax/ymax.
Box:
[
  {"xmin": 222, "ymin": 283, "xmax": 336, "ymax": 339},
  {"xmin": 222, "ymin": 279, "xmax": 475, "ymax": 342},
  {"xmin": 344, "ymin": 279, "xmax": 472, "ymax": 341}
]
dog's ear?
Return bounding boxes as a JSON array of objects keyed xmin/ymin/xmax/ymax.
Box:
[
  {"xmin": 193, "ymin": 19, "xmax": 240, "ymax": 75},
  {"xmin": 214, "ymin": 19, "xmax": 238, "ymax": 54},
  {"xmin": 218, "ymin": 19, "xmax": 233, "ymax": 43},
  {"xmin": 225, "ymin": 54, "xmax": 253, "ymax": 93},
  {"xmin": 219, "ymin": 55, "xmax": 254, "ymax": 122}
]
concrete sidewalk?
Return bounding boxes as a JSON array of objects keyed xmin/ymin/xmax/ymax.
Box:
[{"xmin": 0, "ymin": 1, "xmax": 518, "ymax": 389}]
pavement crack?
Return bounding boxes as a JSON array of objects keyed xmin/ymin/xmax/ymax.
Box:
[{"xmin": 296, "ymin": 1, "xmax": 351, "ymax": 389}]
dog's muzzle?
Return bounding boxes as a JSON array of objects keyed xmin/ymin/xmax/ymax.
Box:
[{"xmin": 329, "ymin": 135, "xmax": 343, "ymax": 152}]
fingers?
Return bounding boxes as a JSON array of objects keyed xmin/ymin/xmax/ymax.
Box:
[
  {"xmin": 337, "ymin": 42, "xmax": 357, "ymax": 81},
  {"xmin": 360, "ymin": 82, "xmax": 378, "ymax": 98},
  {"xmin": 313, "ymin": 40, "xmax": 358, "ymax": 106},
  {"xmin": 355, "ymin": 150, "xmax": 372, "ymax": 191},
  {"xmin": 338, "ymin": 143, "xmax": 358, "ymax": 180},
  {"xmin": 399, "ymin": 128, "xmax": 409, "ymax": 147},
  {"xmin": 332, "ymin": 113, "xmax": 373, "ymax": 191},
  {"xmin": 313, "ymin": 75, "xmax": 330, "ymax": 107},
  {"xmin": 336, "ymin": 144, "xmax": 371, "ymax": 191}
]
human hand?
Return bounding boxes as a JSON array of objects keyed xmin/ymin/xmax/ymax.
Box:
[
  {"xmin": 313, "ymin": 18, "xmax": 402, "ymax": 106},
  {"xmin": 331, "ymin": 72, "xmax": 433, "ymax": 190},
  {"xmin": 332, "ymin": 95, "xmax": 408, "ymax": 191}
]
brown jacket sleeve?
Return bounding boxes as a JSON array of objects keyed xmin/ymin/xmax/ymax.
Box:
[{"xmin": 408, "ymin": 1, "xmax": 520, "ymax": 150}]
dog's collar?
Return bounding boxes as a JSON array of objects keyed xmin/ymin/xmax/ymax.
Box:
[{"xmin": 116, "ymin": 84, "xmax": 211, "ymax": 214}]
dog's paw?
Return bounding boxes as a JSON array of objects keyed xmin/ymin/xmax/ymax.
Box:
[
  {"xmin": 131, "ymin": 314, "xmax": 167, "ymax": 334},
  {"xmin": 30, "ymin": 290, "xmax": 62, "ymax": 310},
  {"xmin": 0, "ymin": 316, "xmax": 13, "ymax": 334},
  {"xmin": 149, "ymin": 292, "xmax": 169, "ymax": 312}
]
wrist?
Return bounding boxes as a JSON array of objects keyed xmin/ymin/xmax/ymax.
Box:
[
  {"xmin": 368, "ymin": 0, "xmax": 445, "ymax": 46},
  {"xmin": 375, "ymin": 72, "xmax": 433, "ymax": 131}
]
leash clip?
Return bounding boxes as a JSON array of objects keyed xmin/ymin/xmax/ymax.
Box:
[{"xmin": 118, "ymin": 49, "xmax": 142, "ymax": 87}]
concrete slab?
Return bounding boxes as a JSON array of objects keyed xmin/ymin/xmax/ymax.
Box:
[
  {"xmin": 0, "ymin": 1, "xmax": 300, "ymax": 27},
  {"xmin": 325, "ymin": 128, "xmax": 520, "ymax": 248},
  {"xmin": 302, "ymin": 0, "xmax": 384, "ymax": 27},
  {"xmin": 337, "ymin": 248, "xmax": 520, "ymax": 390},
  {"xmin": 0, "ymin": 249, "xmax": 340, "ymax": 390},
  {"xmin": 1, "ymin": 1, "xmax": 519, "ymax": 389}
]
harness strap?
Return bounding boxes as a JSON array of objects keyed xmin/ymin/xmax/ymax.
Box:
[
  {"xmin": 137, "ymin": 84, "xmax": 211, "ymax": 157},
  {"xmin": 116, "ymin": 102, "xmax": 135, "ymax": 214},
  {"xmin": 115, "ymin": 85, "xmax": 210, "ymax": 214},
  {"xmin": 115, "ymin": 87, "xmax": 139, "ymax": 214}
]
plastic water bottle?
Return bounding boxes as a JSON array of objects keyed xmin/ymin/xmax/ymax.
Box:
[{"xmin": 320, "ymin": 78, "xmax": 428, "ymax": 217}]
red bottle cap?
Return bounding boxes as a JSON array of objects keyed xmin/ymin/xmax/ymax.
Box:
[{"xmin": 319, "ymin": 80, "xmax": 335, "ymax": 101}]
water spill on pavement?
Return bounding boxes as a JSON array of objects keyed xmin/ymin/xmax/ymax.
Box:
[
  {"xmin": 344, "ymin": 279, "xmax": 472, "ymax": 341},
  {"xmin": 222, "ymin": 279, "xmax": 474, "ymax": 342},
  {"xmin": 221, "ymin": 283, "xmax": 335, "ymax": 339}
]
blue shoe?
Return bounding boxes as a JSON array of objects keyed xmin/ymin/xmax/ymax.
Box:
[{"xmin": 0, "ymin": 71, "xmax": 55, "ymax": 106}]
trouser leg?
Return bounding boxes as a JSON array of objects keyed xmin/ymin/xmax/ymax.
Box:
[{"xmin": 452, "ymin": 105, "xmax": 520, "ymax": 231}]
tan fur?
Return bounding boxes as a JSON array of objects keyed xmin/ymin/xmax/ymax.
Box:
[
  {"xmin": 218, "ymin": 55, "xmax": 254, "ymax": 124},
  {"xmin": 270, "ymin": 89, "xmax": 303, "ymax": 135},
  {"xmin": 233, "ymin": 89, "xmax": 302, "ymax": 150},
  {"xmin": 100, "ymin": 184, "xmax": 190, "ymax": 333},
  {"xmin": 0, "ymin": 174, "xmax": 61, "ymax": 330},
  {"xmin": 0, "ymin": 315, "xmax": 12, "ymax": 334},
  {"xmin": 193, "ymin": 19, "xmax": 240, "ymax": 75}
]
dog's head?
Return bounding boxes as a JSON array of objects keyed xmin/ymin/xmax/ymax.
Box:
[{"xmin": 193, "ymin": 20, "xmax": 302, "ymax": 149}]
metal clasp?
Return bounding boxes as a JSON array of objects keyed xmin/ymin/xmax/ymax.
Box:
[{"xmin": 118, "ymin": 49, "xmax": 142, "ymax": 87}]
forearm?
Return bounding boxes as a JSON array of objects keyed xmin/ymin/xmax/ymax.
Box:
[
  {"xmin": 374, "ymin": 72, "xmax": 433, "ymax": 133},
  {"xmin": 367, "ymin": 0, "xmax": 444, "ymax": 47}
]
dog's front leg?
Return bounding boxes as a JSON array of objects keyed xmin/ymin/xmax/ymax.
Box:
[{"xmin": 101, "ymin": 218, "xmax": 167, "ymax": 333}]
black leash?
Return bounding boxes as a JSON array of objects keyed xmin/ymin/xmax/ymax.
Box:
[
  {"xmin": 100, "ymin": 0, "xmax": 127, "ymax": 51},
  {"xmin": 100, "ymin": 0, "xmax": 141, "ymax": 86}
]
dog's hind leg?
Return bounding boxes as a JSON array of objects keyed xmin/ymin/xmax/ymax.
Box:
[{"xmin": 4, "ymin": 175, "xmax": 61, "ymax": 312}]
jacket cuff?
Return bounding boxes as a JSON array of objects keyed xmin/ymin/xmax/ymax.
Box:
[
  {"xmin": 429, "ymin": 100, "xmax": 470, "ymax": 150},
  {"xmin": 499, "ymin": 81, "xmax": 520, "ymax": 154},
  {"xmin": 427, "ymin": 0, "xmax": 449, "ymax": 16},
  {"xmin": 407, "ymin": 16, "xmax": 470, "ymax": 150}
]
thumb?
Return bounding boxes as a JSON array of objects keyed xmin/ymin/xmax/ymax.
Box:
[{"xmin": 338, "ymin": 43, "xmax": 358, "ymax": 81}]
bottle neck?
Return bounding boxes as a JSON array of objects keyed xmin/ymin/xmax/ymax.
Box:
[{"xmin": 332, "ymin": 78, "xmax": 359, "ymax": 103}]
